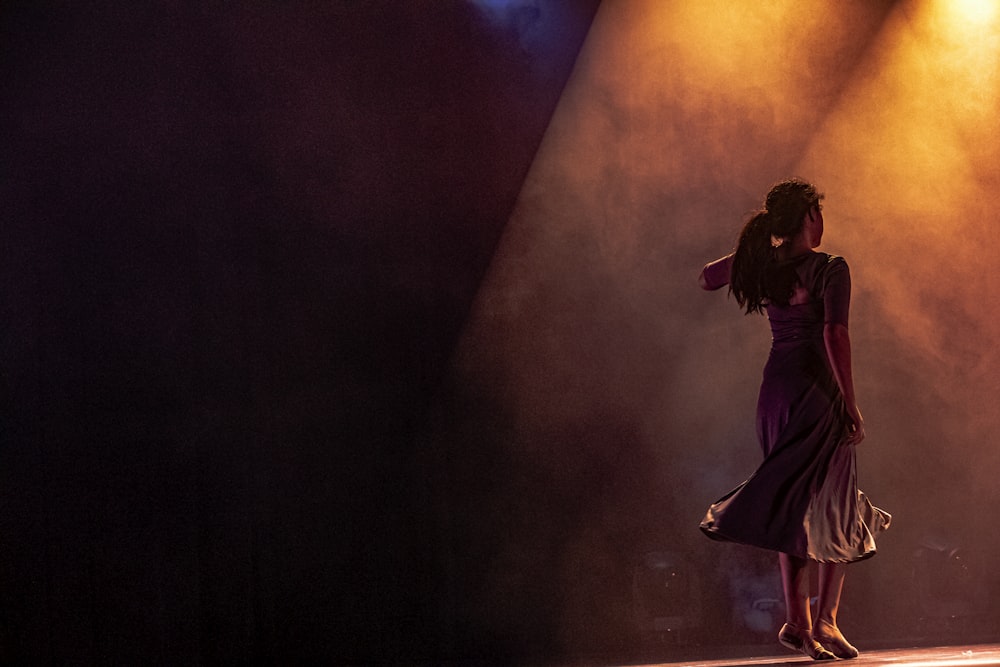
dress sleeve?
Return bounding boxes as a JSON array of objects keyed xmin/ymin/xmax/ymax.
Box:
[
  {"xmin": 700, "ymin": 254, "xmax": 733, "ymax": 290},
  {"xmin": 822, "ymin": 256, "xmax": 851, "ymax": 327}
]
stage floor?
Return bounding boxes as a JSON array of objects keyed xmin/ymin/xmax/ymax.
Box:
[{"xmin": 630, "ymin": 643, "xmax": 1000, "ymax": 667}]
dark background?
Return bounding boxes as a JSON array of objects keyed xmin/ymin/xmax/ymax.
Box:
[{"xmin": 0, "ymin": 1, "xmax": 601, "ymax": 663}]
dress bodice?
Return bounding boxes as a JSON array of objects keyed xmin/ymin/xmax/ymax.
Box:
[
  {"xmin": 767, "ymin": 301, "xmax": 825, "ymax": 343},
  {"xmin": 764, "ymin": 252, "xmax": 850, "ymax": 343}
]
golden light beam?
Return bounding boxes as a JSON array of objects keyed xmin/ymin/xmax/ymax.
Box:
[
  {"xmin": 797, "ymin": 0, "xmax": 1000, "ymax": 336},
  {"xmin": 795, "ymin": 0, "xmax": 1000, "ymax": 504}
]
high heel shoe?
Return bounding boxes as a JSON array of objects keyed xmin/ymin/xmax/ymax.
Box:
[
  {"xmin": 813, "ymin": 619, "xmax": 859, "ymax": 659},
  {"xmin": 778, "ymin": 623, "xmax": 836, "ymax": 661}
]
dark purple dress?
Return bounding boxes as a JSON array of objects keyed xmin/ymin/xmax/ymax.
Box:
[{"xmin": 700, "ymin": 252, "xmax": 890, "ymax": 563}]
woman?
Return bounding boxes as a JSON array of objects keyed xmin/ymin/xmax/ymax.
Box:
[{"xmin": 698, "ymin": 179, "xmax": 890, "ymax": 660}]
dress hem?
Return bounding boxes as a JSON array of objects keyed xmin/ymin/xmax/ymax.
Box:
[{"xmin": 699, "ymin": 524, "xmax": 879, "ymax": 564}]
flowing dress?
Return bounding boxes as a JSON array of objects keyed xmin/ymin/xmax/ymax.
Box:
[{"xmin": 700, "ymin": 252, "xmax": 890, "ymax": 563}]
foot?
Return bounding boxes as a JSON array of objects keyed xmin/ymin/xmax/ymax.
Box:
[
  {"xmin": 814, "ymin": 619, "xmax": 859, "ymax": 659},
  {"xmin": 778, "ymin": 623, "xmax": 836, "ymax": 661}
]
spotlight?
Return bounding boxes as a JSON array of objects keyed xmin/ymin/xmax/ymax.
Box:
[{"xmin": 952, "ymin": 0, "xmax": 997, "ymax": 24}]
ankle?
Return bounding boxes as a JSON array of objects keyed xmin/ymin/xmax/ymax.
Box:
[
  {"xmin": 782, "ymin": 621, "xmax": 811, "ymax": 636},
  {"xmin": 815, "ymin": 618, "xmax": 838, "ymax": 632}
]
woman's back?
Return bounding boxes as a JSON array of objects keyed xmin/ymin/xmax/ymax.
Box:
[{"xmin": 764, "ymin": 252, "xmax": 847, "ymax": 344}]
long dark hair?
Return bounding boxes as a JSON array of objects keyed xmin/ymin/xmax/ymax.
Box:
[{"xmin": 730, "ymin": 179, "xmax": 823, "ymax": 314}]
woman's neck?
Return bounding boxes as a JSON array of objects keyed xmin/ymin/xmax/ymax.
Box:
[{"xmin": 776, "ymin": 237, "xmax": 814, "ymax": 261}]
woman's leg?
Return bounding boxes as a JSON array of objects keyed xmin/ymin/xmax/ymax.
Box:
[
  {"xmin": 816, "ymin": 562, "xmax": 845, "ymax": 628},
  {"xmin": 814, "ymin": 562, "xmax": 859, "ymax": 659},
  {"xmin": 779, "ymin": 553, "xmax": 812, "ymax": 628},
  {"xmin": 778, "ymin": 554, "xmax": 836, "ymax": 660}
]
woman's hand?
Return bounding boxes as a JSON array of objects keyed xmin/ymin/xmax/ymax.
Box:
[{"xmin": 846, "ymin": 406, "xmax": 865, "ymax": 446}]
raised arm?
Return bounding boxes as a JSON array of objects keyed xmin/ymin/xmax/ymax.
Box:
[{"xmin": 699, "ymin": 253, "xmax": 734, "ymax": 290}]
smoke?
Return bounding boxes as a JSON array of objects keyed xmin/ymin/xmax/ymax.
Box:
[
  {"xmin": 443, "ymin": 0, "xmax": 1000, "ymax": 655},
  {"xmin": 798, "ymin": 0, "xmax": 1000, "ymax": 543}
]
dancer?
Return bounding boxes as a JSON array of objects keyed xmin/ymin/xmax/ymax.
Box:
[{"xmin": 698, "ymin": 179, "xmax": 890, "ymax": 660}]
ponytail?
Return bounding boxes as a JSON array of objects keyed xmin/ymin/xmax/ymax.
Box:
[{"xmin": 730, "ymin": 211, "xmax": 773, "ymax": 315}]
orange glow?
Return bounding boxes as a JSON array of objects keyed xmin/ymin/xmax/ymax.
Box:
[
  {"xmin": 451, "ymin": 0, "xmax": 1000, "ymax": 599},
  {"xmin": 796, "ymin": 0, "xmax": 1000, "ymax": 369},
  {"xmin": 922, "ymin": 0, "xmax": 1000, "ymax": 107},
  {"xmin": 951, "ymin": 0, "xmax": 998, "ymax": 25}
]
